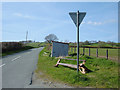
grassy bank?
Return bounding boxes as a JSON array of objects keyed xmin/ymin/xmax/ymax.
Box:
[{"xmin": 36, "ymin": 47, "xmax": 119, "ymax": 88}]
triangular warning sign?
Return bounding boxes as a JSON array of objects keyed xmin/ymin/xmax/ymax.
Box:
[{"xmin": 69, "ymin": 12, "xmax": 86, "ymax": 27}]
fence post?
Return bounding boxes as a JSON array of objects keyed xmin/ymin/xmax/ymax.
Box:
[
  {"xmin": 106, "ymin": 49, "xmax": 108, "ymax": 59},
  {"xmin": 83, "ymin": 48, "xmax": 85, "ymax": 55},
  {"xmin": 74, "ymin": 47, "xmax": 76, "ymax": 53},
  {"xmin": 96, "ymin": 48, "xmax": 98, "ymax": 57},
  {"xmin": 89, "ymin": 48, "xmax": 90, "ymax": 56}
]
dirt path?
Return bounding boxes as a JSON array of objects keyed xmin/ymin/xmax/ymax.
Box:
[{"xmin": 26, "ymin": 72, "xmax": 74, "ymax": 88}]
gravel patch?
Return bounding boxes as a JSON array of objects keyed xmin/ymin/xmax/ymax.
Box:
[{"xmin": 25, "ymin": 72, "xmax": 74, "ymax": 88}]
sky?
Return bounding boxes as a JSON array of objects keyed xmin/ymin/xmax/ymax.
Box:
[{"xmin": 2, "ymin": 2, "xmax": 118, "ymax": 42}]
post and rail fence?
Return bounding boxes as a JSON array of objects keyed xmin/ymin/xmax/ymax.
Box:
[{"xmin": 69, "ymin": 45, "xmax": 120, "ymax": 60}]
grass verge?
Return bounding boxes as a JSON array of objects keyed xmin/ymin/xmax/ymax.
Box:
[{"xmin": 35, "ymin": 47, "xmax": 119, "ymax": 88}]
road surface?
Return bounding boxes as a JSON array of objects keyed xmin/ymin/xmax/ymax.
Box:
[{"xmin": 1, "ymin": 47, "xmax": 44, "ymax": 88}]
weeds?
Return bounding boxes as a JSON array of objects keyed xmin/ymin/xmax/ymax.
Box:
[{"xmin": 36, "ymin": 48, "xmax": 119, "ymax": 88}]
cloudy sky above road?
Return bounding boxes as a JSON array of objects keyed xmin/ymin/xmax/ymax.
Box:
[{"xmin": 2, "ymin": 2, "xmax": 118, "ymax": 42}]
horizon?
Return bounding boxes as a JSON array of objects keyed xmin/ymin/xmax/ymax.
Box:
[{"xmin": 1, "ymin": 40, "xmax": 119, "ymax": 43}]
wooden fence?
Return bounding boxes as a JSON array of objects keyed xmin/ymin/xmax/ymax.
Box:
[{"xmin": 69, "ymin": 46, "xmax": 120, "ymax": 60}]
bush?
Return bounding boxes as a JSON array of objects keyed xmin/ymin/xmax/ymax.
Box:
[{"xmin": 2, "ymin": 42, "xmax": 23, "ymax": 53}]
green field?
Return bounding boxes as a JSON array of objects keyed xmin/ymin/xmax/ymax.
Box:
[
  {"xmin": 69, "ymin": 48, "xmax": 118, "ymax": 61},
  {"xmin": 25, "ymin": 42, "xmax": 47, "ymax": 47},
  {"xmin": 35, "ymin": 47, "xmax": 119, "ymax": 88},
  {"xmin": 69, "ymin": 43, "xmax": 119, "ymax": 48},
  {"xmin": 25, "ymin": 42, "xmax": 41, "ymax": 48}
]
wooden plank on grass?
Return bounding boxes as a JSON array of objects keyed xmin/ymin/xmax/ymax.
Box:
[
  {"xmin": 58, "ymin": 63, "xmax": 77, "ymax": 69},
  {"xmin": 61, "ymin": 58, "xmax": 86, "ymax": 61}
]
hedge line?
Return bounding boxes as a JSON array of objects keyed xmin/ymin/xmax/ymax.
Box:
[{"xmin": 1, "ymin": 42, "xmax": 24, "ymax": 53}]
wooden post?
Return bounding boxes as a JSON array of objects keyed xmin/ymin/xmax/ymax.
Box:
[
  {"xmin": 89, "ymin": 48, "xmax": 90, "ymax": 56},
  {"xmin": 106, "ymin": 49, "xmax": 108, "ymax": 59},
  {"xmin": 96, "ymin": 48, "xmax": 98, "ymax": 57},
  {"xmin": 74, "ymin": 47, "xmax": 76, "ymax": 53},
  {"xmin": 83, "ymin": 48, "xmax": 85, "ymax": 55}
]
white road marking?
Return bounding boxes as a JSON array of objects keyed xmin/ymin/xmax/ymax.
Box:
[
  {"xmin": 0, "ymin": 64, "xmax": 5, "ymax": 67},
  {"xmin": 11, "ymin": 56, "xmax": 21, "ymax": 61}
]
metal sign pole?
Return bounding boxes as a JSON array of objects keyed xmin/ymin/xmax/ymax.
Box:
[
  {"xmin": 77, "ymin": 11, "xmax": 79, "ymax": 73},
  {"xmin": 69, "ymin": 11, "xmax": 86, "ymax": 73}
]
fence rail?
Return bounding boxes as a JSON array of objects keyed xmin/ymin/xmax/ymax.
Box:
[
  {"xmin": 69, "ymin": 46, "xmax": 119, "ymax": 60},
  {"xmin": 69, "ymin": 45, "xmax": 120, "ymax": 49}
]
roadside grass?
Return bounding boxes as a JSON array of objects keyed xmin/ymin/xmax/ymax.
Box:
[
  {"xmin": 35, "ymin": 47, "xmax": 119, "ymax": 88},
  {"xmin": 69, "ymin": 48, "xmax": 118, "ymax": 61}
]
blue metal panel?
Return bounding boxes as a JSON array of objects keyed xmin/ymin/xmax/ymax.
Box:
[{"xmin": 51, "ymin": 42, "xmax": 69, "ymax": 57}]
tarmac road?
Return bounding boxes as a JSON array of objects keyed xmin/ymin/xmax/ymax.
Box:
[{"xmin": 1, "ymin": 47, "xmax": 44, "ymax": 88}]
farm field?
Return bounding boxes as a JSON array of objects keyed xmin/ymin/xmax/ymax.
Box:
[
  {"xmin": 69, "ymin": 43, "xmax": 120, "ymax": 48},
  {"xmin": 35, "ymin": 47, "xmax": 119, "ymax": 88},
  {"xmin": 25, "ymin": 42, "xmax": 41, "ymax": 48}
]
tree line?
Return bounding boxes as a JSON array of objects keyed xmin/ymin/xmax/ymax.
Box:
[
  {"xmin": 44, "ymin": 34, "xmax": 119, "ymax": 47},
  {"xmin": 69, "ymin": 40, "xmax": 119, "ymax": 47}
]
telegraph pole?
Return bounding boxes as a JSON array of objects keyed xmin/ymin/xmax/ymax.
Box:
[{"xmin": 26, "ymin": 31, "xmax": 28, "ymax": 42}]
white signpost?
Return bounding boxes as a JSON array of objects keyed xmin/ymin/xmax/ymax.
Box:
[{"xmin": 69, "ymin": 11, "xmax": 86, "ymax": 73}]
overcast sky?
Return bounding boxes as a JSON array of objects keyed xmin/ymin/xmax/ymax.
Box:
[{"xmin": 2, "ymin": 2, "xmax": 118, "ymax": 42}]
